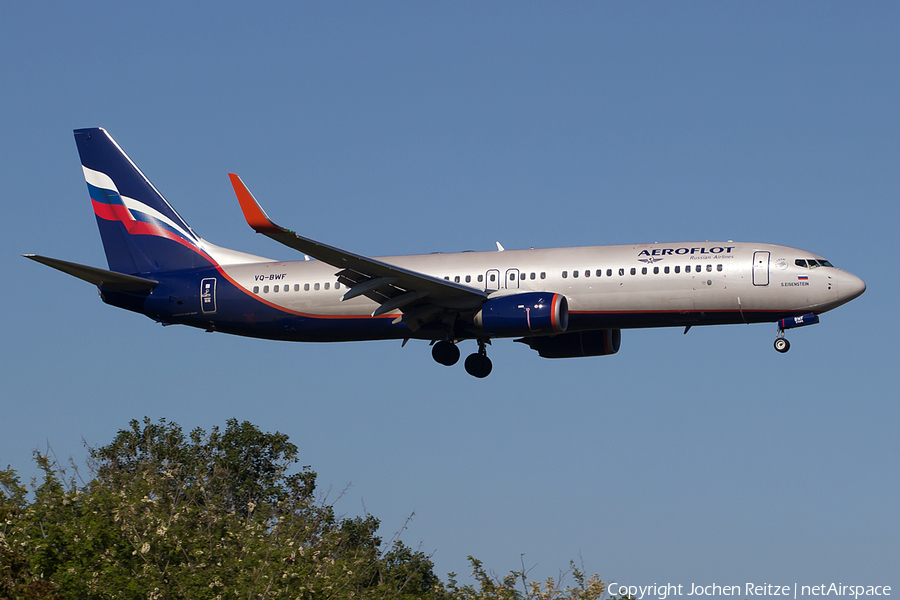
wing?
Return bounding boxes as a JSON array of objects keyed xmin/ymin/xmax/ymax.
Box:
[{"xmin": 228, "ymin": 174, "xmax": 487, "ymax": 331}]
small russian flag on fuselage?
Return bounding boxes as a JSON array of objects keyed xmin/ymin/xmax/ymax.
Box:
[{"xmin": 798, "ymin": 276, "xmax": 808, "ymax": 280}]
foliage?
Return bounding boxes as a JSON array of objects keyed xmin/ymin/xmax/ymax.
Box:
[
  {"xmin": 0, "ymin": 418, "xmax": 444, "ymax": 599},
  {"xmin": 0, "ymin": 418, "xmax": 613, "ymax": 600},
  {"xmin": 446, "ymin": 557, "xmax": 608, "ymax": 600}
]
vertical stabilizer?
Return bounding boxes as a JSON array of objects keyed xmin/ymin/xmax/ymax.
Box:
[{"xmin": 74, "ymin": 128, "xmax": 214, "ymax": 274}]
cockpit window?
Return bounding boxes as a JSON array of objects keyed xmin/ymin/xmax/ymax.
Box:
[{"xmin": 797, "ymin": 258, "xmax": 835, "ymax": 268}]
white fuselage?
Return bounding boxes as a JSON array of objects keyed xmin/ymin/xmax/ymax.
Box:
[{"xmin": 218, "ymin": 241, "xmax": 863, "ymax": 335}]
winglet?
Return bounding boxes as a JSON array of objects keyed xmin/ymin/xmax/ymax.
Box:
[{"xmin": 228, "ymin": 173, "xmax": 280, "ymax": 233}]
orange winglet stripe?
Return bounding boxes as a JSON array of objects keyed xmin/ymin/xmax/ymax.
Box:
[{"xmin": 228, "ymin": 173, "xmax": 279, "ymax": 232}]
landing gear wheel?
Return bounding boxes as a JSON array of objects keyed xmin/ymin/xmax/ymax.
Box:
[
  {"xmin": 465, "ymin": 339, "xmax": 493, "ymax": 378},
  {"xmin": 774, "ymin": 338, "xmax": 790, "ymax": 353},
  {"xmin": 432, "ymin": 341, "xmax": 460, "ymax": 366},
  {"xmin": 464, "ymin": 353, "xmax": 493, "ymax": 378}
]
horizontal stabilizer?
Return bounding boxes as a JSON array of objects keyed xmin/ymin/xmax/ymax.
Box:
[{"xmin": 24, "ymin": 255, "xmax": 159, "ymax": 291}]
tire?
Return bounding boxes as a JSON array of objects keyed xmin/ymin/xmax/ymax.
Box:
[
  {"xmin": 464, "ymin": 353, "xmax": 493, "ymax": 378},
  {"xmin": 774, "ymin": 338, "xmax": 790, "ymax": 353},
  {"xmin": 432, "ymin": 341, "xmax": 460, "ymax": 366}
]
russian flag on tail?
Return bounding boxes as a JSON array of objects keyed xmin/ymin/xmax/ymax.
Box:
[{"xmin": 74, "ymin": 128, "xmax": 215, "ymax": 274}]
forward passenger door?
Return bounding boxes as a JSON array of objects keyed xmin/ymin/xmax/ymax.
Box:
[{"xmin": 753, "ymin": 251, "xmax": 770, "ymax": 286}]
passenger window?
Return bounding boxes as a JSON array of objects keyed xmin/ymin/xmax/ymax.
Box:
[
  {"xmin": 573, "ymin": 270, "xmax": 579, "ymax": 278},
  {"xmin": 695, "ymin": 265, "xmax": 701, "ymax": 273},
  {"xmin": 596, "ymin": 269, "xmax": 602, "ymax": 277},
  {"xmin": 304, "ymin": 283, "xmax": 310, "ymax": 291},
  {"xmin": 274, "ymin": 285, "xmax": 279, "ymax": 292},
  {"xmin": 520, "ymin": 272, "xmax": 526, "ymax": 280},
  {"xmin": 465, "ymin": 275, "xmax": 471, "ymax": 283},
  {"xmin": 675, "ymin": 266, "xmax": 680, "ymax": 274},
  {"xmin": 490, "ymin": 274, "xmax": 495, "ymax": 282},
  {"xmin": 584, "ymin": 270, "xmax": 590, "ymax": 278},
  {"xmin": 335, "ymin": 282, "xmax": 340, "ymax": 289},
  {"xmin": 324, "ymin": 282, "xmax": 330, "ymax": 290},
  {"xmin": 562, "ymin": 271, "xmax": 568, "ymax": 279},
  {"xmin": 530, "ymin": 272, "xmax": 536, "ymax": 280},
  {"xmin": 478, "ymin": 274, "xmax": 484, "ymax": 282},
  {"xmin": 455, "ymin": 275, "xmax": 461, "ymax": 283},
  {"xmin": 253, "ymin": 286, "xmax": 259, "ymax": 294},
  {"xmin": 314, "ymin": 283, "xmax": 320, "ymax": 290},
  {"xmin": 444, "ymin": 276, "xmax": 450, "ymax": 280},
  {"xmin": 664, "ymin": 266, "xmax": 670, "ymax": 274},
  {"xmin": 653, "ymin": 266, "xmax": 659, "ymax": 274},
  {"xmin": 607, "ymin": 269, "xmax": 612, "ymax": 277},
  {"xmin": 706, "ymin": 264, "xmax": 712, "ymax": 272},
  {"xmin": 540, "ymin": 272, "xmax": 546, "ymax": 279},
  {"xmin": 263, "ymin": 285, "xmax": 269, "ymax": 293},
  {"xmin": 641, "ymin": 267, "xmax": 647, "ymax": 275},
  {"xmin": 294, "ymin": 284, "xmax": 300, "ymax": 291},
  {"xmin": 717, "ymin": 264, "xmax": 723, "ymax": 272},
  {"xmin": 619, "ymin": 268, "xmax": 624, "ymax": 276},
  {"xmin": 630, "ymin": 268, "xmax": 636, "ymax": 275}
]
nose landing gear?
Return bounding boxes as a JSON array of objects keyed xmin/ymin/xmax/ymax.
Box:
[
  {"xmin": 773, "ymin": 313, "xmax": 819, "ymax": 353},
  {"xmin": 464, "ymin": 339, "xmax": 493, "ymax": 378},
  {"xmin": 774, "ymin": 335, "xmax": 790, "ymax": 353}
]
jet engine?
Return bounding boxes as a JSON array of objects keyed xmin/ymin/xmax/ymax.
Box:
[
  {"xmin": 474, "ymin": 292, "xmax": 568, "ymax": 337},
  {"xmin": 518, "ymin": 329, "xmax": 621, "ymax": 358}
]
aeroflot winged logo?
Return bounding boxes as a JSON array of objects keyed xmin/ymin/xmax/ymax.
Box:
[{"xmin": 638, "ymin": 246, "xmax": 736, "ymax": 258}]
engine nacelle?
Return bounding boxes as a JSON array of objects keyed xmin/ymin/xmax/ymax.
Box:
[
  {"xmin": 778, "ymin": 312, "xmax": 819, "ymax": 330},
  {"xmin": 474, "ymin": 292, "xmax": 568, "ymax": 337},
  {"xmin": 518, "ymin": 329, "xmax": 621, "ymax": 358}
]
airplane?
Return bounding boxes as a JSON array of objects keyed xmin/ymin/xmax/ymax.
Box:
[{"xmin": 25, "ymin": 128, "xmax": 866, "ymax": 378}]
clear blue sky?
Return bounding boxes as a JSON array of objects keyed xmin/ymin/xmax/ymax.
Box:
[{"xmin": 3, "ymin": 2, "xmax": 897, "ymax": 591}]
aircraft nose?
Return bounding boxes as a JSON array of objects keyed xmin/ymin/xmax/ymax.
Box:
[{"xmin": 838, "ymin": 270, "xmax": 866, "ymax": 302}]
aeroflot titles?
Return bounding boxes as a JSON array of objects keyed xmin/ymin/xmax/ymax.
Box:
[{"xmin": 638, "ymin": 246, "xmax": 736, "ymax": 257}]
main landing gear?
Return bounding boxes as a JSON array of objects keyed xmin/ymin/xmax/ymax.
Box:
[
  {"xmin": 432, "ymin": 340, "xmax": 460, "ymax": 366},
  {"xmin": 431, "ymin": 339, "xmax": 493, "ymax": 378},
  {"xmin": 464, "ymin": 339, "xmax": 493, "ymax": 378}
]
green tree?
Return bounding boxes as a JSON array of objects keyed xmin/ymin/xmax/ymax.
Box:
[
  {"xmin": 1, "ymin": 418, "xmax": 446, "ymax": 600},
  {"xmin": 446, "ymin": 557, "xmax": 608, "ymax": 600},
  {"xmin": 1, "ymin": 418, "xmax": 614, "ymax": 600}
]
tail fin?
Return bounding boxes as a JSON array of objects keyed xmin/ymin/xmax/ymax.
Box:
[{"xmin": 74, "ymin": 128, "xmax": 214, "ymax": 274}]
